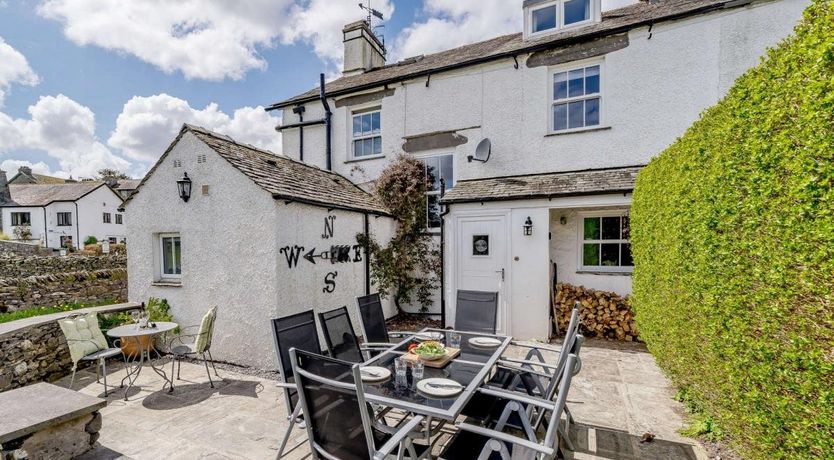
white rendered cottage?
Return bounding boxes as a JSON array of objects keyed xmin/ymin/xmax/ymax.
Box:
[
  {"xmin": 123, "ymin": 125, "xmax": 396, "ymax": 368},
  {"xmin": 269, "ymin": 0, "xmax": 810, "ymax": 340},
  {"xmin": 0, "ymin": 173, "xmax": 126, "ymax": 250}
]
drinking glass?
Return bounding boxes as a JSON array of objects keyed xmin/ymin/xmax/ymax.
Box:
[
  {"xmin": 394, "ymin": 357, "xmax": 407, "ymax": 377},
  {"xmin": 411, "ymin": 361, "xmax": 424, "ymax": 382},
  {"xmin": 449, "ymin": 332, "xmax": 462, "ymax": 349}
]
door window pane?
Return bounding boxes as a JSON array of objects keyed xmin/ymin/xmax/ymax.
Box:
[
  {"xmin": 564, "ymin": 0, "xmax": 590, "ymax": 25},
  {"xmin": 532, "ymin": 6, "xmax": 557, "ymax": 32},
  {"xmin": 583, "ymin": 244, "xmax": 599, "ymax": 266}
]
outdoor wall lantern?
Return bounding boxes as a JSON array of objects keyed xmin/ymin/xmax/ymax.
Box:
[
  {"xmin": 177, "ymin": 172, "xmax": 192, "ymax": 203},
  {"xmin": 523, "ymin": 216, "xmax": 533, "ymax": 236}
]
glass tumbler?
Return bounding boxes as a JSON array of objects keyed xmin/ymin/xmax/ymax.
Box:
[
  {"xmin": 449, "ymin": 332, "xmax": 462, "ymax": 349},
  {"xmin": 394, "ymin": 357, "xmax": 407, "ymax": 377}
]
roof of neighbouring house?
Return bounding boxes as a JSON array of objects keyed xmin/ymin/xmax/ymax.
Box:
[
  {"xmin": 113, "ymin": 179, "xmax": 141, "ymax": 191},
  {"xmin": 4, "ymin": 183, "xmax": 108, "ymax": 207},
  {"xmin": 441, "ymin": 165, "xmax": 643, "ymax": 204},
  {"xmin": 269, "ymin": 0, "xmax": 754, "ymax": 109},
  {"xmin": 8, "ymin": 172, "xmax": 75, "ymax": 185},
  {"xmin": 123, "ymin": 124, "xmax": 390, "ymax": 215}
]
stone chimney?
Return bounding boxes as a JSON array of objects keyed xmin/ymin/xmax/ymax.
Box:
[
  {"xmin": 18, "ymin": 165, "xmax": 32, "ymax": 177},
  {"xmin": 342, "ymin": 20, "xmax": 386, "ymax": 76}
]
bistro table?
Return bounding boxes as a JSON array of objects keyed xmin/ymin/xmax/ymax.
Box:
[
  {"xmin": 106, "ymin": 321, "xmax": 178, "ymax": 400},
  {"xmin": 360, "ymin": 328, "xmax": 511, "ymax": 424}
]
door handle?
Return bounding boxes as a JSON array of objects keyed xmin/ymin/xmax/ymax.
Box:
[{"xmin": 496, "ymin": 268, "xmax": 505, "ymax": 281}]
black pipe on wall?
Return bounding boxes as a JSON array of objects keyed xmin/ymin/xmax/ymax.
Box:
[
  {"xmin": 292, "ymin": 105, "xmax": 305, "ymax": 162},
  {"xmin": 319, "ymin": 73, "xmax": 333, "ymax": 171}
]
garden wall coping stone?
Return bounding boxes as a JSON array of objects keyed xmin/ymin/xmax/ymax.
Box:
[{"xmin": 0, "ymin": 302, "xmax": 141, "ymax": 337}]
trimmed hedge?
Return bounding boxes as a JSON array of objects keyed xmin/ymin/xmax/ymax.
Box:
[{"xmin": 631, "ymin": 2, "xmax": 834, "ymax": 459}]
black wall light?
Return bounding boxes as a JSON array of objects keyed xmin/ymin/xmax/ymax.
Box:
[
  {"xmin": 177, "ymin": 172, "xmax": 192, "ymax": 202},
  {"xmin": 523, "ymin": 216, "xmax": 533, "ymax": 236}
]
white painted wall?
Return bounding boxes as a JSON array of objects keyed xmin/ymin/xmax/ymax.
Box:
[
  {"xmin": 77, "ymin": 186, "xmax": 126, "ymax": 246},
  {"xmin": 127, "ymin": 131, "xmax": 398, "ymax": 369},
  {"xmin": 282, "ymin": 0, "xmax": 808, "ymax": 182},
  {"xmin": 44, "ymin": 202, "xmax": 79, "ymax": 249},
  {"xmin": 1, "ymin": 206, "xmax": 45, "ymax": 244}
]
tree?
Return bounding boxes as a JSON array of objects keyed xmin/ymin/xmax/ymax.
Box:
[
  {"xmin": 357, "ymin": 155, "xmax": 441, "ymax": 313},
  {"xmin": 96, "ymin": 168, "xmax": 131, "ymax": 180}
]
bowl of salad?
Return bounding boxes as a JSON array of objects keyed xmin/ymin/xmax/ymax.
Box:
[{"xmin": 410, "ymin": 341, "xmax": 447, "ymax": 361}]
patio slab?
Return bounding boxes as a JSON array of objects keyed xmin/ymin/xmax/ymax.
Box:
[{"xmin": 58, "ymin": 339, "xmax": 706, "ymax": 460}]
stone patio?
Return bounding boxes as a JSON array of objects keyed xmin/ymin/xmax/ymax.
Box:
[{"xmin": 58, "ymin": 339, "xmax": 707, "ymax": 460}]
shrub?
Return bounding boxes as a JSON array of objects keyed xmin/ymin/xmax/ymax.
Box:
[
  {"xmin": 13, "ymin": 225, "xmax": 32, "ymax": 241},
  {"xmin": 631, "ymin": 2, "xmax": 834, "ymax": 458},
  {"xmin": 84, "ymin": 236, "xmax": 98, "ymax": 245}
]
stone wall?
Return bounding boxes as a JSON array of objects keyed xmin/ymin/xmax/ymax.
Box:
[
  {"xmin": 0, "ymin": 240, "xmax": 51, "ymax": 257},
  {"xmin": 0, "ymin": 303, "xmax": 141, "ymax": 393},
  {"xmin": 0, "ymin": 269, "xmax": 127, "ymax": 313},
  {"xmin": 0, "ymin": 254, "xmax": 125, "ymax": 278}
]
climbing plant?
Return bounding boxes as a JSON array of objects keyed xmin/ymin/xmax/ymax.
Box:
[{"xmin": 358, "ymin": 155, "xmax": 440, "ymax": 314}]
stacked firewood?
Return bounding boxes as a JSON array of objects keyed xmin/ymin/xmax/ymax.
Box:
[{"xmin": 553, "ymin": 283, "xmax": 639, "ymax": 341}]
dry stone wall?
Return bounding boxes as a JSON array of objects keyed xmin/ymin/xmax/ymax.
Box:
[
  {"xmin": 0, "ymin": 240, "xmax": 50, "ymax": 257},
  {"xmin": 0, "ymin": 254, "xmax": 125, "ymax": 278}
]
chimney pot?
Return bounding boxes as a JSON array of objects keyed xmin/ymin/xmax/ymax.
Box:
[{"xmin": 18, "ymin": 166, "xmax": 32, "ymax": 176}]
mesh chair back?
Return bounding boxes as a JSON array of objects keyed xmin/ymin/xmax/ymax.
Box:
[
  {"xmin": 543, "ymin": 353, "xmax": 580, "ymax": 449},
  {"xmin": 319, "ymin": 306, "xmax": 363, "ymax": 363},
  {"xmin": 291, "ymin": 349, "xmax": 375, "ymax": 460},
  {"xmin": 357, "ymin": 293, "xmax": 389, "ymax": 344},
  {"xmin": 455, "ymin": 290, "xmax": 499, "ymax": 334},
  {"xmin": 271, "ymin": 310, "xmax": 322, "ymax": 410}
]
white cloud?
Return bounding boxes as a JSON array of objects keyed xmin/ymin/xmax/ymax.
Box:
[
  {"xmin": 0, "ymin": 159, "xmax": 68, "ymax": 179},
  {"xmin": 107, "ymin": 94, "xmax": 282, "ymax": 163},
  {"xmin": 0, "ymin": 95, "xmax": 131, "ymax": 178},
  {"xmin": 37, "ymin": 0, "xmax": 295, "ymax": 81},
  {"xmin": 280, "ymin": 0, "xmax": 394, "ymax": 69},
  {"xmin": 0, "ymin": 36, "xmax": 40, "ymax": 107},
  {"xmin": 393, "ymin": 0, "xmax": 521, "ymax": 60}
]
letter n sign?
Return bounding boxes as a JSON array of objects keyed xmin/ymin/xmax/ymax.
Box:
[{"xmin": 322, "ymin": 215, "xmax": 336, "ymax": 239}]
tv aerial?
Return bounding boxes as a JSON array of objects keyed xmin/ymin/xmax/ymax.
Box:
[
  {"xmin": 359, "ymin": 2, "xmax": 384, "ymax": 23},
  {"xmin": 468, "ymin": 138, "xmax": 492, "ymax": 163}
]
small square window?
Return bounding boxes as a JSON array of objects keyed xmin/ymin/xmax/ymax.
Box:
[
  {"xmin": 473, "ymin": 235, "xmax": 490, "ymax": 256},
  {"xmin": 580, "ymin": 214, "xmax": 632, "ymax": 272},
  {"xmin": 115, "ymin": 214, "xmax": 123, "ymax": 225},
  {"xmin": 352, "ymin": 109, "xmax": 382, "ymax": 158},
  {"xmin": 564, "ymin": 0, "xmax": 590, "ymax": 25},
  {"xmin": 532, "ymin": 5, "xmax": 557, "ymax": 33},
  {"xmin": 159, "ymin": 234, "xmax": 182, "ymax": 279}
]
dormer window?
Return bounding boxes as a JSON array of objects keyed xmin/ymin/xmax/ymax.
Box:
[{"xmin": 524, "ymin": 0, "xmax": 600, "ymax": 39}]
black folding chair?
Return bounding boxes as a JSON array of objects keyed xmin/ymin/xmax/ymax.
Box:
[
  {"xmin": 290, "ymin": 349, "xmax": 431, "ymax": 460},
  {"xmin": 356, "ymin": 293, "xmax": 410, "ymax": 347},
  {"xmin": 271, "ymin": 310, "xmax": 322, "ymax": 458},
  {"xmin": 454, "ymin": 290, "xmax": 499, "ymax": 334},
  {"xmin": 318, "ymin": 306, "xmax": 365, "ymax": 363}
]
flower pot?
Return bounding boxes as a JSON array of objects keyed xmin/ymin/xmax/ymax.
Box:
[{"xmin": 119, "ymin": 335, "xmax": 154, "ymax": 359}]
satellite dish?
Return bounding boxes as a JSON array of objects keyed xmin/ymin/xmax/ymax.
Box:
[{"xmin": 469, "ymin": 138, "xmax": 491, "ymax": 163}]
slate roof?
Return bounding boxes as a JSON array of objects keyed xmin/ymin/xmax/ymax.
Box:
[
  {"xmin": 9, "ymin": 172, "xmax": 73, "ymax": 185},
  {"xmin": 114, "ymin": 179, "xmax": 141, "ymax": 191},
  {"xmin": 123, "ymin": 125, "xmax": 389, "ymax": 215},
  {"xmin": 441, "ymin": 166, "xmax": 642, "ymax": 204},
  {"xmin": 270, "ymin": 0, "xmax": 753, "ymax": 109},
  {"xmin": 5, "ymin": 183, "xmax": 106, "ymax": 206}
]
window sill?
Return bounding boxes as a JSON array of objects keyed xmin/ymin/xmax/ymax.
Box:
[
  {"xmin": 576, "ymin": 270, "xmax": 632, "ymax": 276},
  {"xmin": 344, "ymin": 154, "xmax": 385, "ymax": 164},
  {"xmin": 546, "ymin": 126, "xmax": 611, "ymax": 137},
  {"xmin": 152, "ymin": 280, "xmax": 182, "ymax": 287}
]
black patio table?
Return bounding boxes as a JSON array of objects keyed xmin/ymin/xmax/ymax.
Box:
[{"xmin": 360, "ymin": 328, "xmax": 511, "ymax": 421}]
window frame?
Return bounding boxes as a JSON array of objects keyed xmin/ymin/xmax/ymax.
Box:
[
  {"xmin": 577, "ymin": 210, "xmax": 632, "ymax": 274},
  {"xmin": 10, "ymin": 212, "xmax": 31, "ymax": 226},
  {"xmin": 158, "ymin": 233, "xmax": 182, "ymax": 280},
  {"xmin": 527, "ymin": 0, "xmax": 596, "ymax": 38},
  {"xmin": 417, "ymin": 152, "xmax": 455, "ymax": 232},
  {"xmin": 548, "ymin": 58, "xmax": 604, "ymax": 135},
  {"xmin": 349, "ymin": 107, "xmax": 383, "ymax": 160},
  {"xmin": 56, "ymin": 212, "xmax": 72, "ymax": 227},
  {"xmin": 102, "ymin": 212, "xmax": 112, "ymax": 224}
]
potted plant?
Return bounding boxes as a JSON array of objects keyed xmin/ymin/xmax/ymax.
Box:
[{"xmin": 108, "ymin": 298, "xmax": 175, "ymax": 358}]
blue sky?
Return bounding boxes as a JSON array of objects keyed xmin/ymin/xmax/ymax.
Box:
[{"xmin": 0, "ymin": 0, "xmax": 631, "ymax": 179}]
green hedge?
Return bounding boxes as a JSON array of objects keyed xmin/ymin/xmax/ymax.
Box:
[{"xmin": 631, "ymin": 2, "xmax": 834, "ymax": 458}]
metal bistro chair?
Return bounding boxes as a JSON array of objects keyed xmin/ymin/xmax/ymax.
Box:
[
  {"xmin": 356, "ymin": 293, "xmax": 411, "ymax": 347},
  {"xmin": 271, "ymin": 310, "xmax": 324, "ymax": 459},
  {"xmin": 290, "ymin": 348, "xmax": 431, "ymax": 460},
  {"xmin": 438, "ymin": 354, "xmax": 580, "ymax": 460},
  {"xmin": 454, "ymin": 290, "xmax": 499, "ymax": 334},
  {"xmin": 168, "ymin": 306, "xmax": 219, "ymax": 388},
  {"xmin": 319, "ymin": 306, "xmax": 390, "ymax": 362},
  {"xmin": 58, "ymin": 312, "xmax": 129, "ymax": 396}
]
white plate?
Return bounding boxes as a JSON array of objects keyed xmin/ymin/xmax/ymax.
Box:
[
  {"xmin": 360, "ymin": 366, "xmax": 391, "ymax": 383},
  {"xmin": 417, "ymin": 378, "xmax": 464, "ymax": 398},
  {"xmin": 468, "ymin": 337, "xmax": 502, "ymax": 348},
  {"xmin": 414, "ymin": 332, "xmax": 444, "ymax": 342}
]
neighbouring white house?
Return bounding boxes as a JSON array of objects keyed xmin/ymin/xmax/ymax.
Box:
[
  {"xmin": 268, "ymin": 0, "xmax": 810, "ymax": 340},
  {"xmin": 124, "ymin": 125, "xmax": 396, "ymax": 368},
  {"xmin": 0, "ymin": 170, "xmax": 127, "ymax": 250}
]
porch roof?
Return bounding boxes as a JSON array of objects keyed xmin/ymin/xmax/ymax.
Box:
[{"xmin": 440, "ymin": 166, "xmax": 642, "ymax": 204}]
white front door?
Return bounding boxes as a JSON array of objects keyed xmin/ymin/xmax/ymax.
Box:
[{"xmin": 456, "ymin": 214, "xmax": 508, "ymax": 333}]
